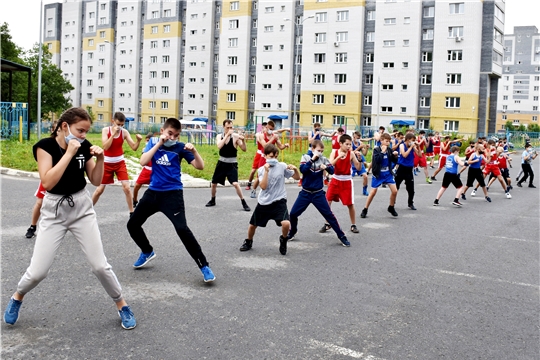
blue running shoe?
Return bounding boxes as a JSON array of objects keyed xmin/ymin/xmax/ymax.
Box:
[
  {"xmin": 4, "ymin": 297, "xmax": 22, "ymax": 325},
  {"xmin": 118, "ymin": 305, "xmax": 136, "ymax": 330},
  {"xmin": 339, "ymin": 236, "xmax": 351, "ymax": 247},
  {"xmin": 201, "ymin": 266, "xmax": 215, "ymax": 282},
  {"xmin": 133, "ymin": 251, "xmax": 156, "ymax": 268}
]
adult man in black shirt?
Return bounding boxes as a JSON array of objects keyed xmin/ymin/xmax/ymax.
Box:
[{"xmin": 206, "ymin": 119, "xmax": 251, "ymax": 211}]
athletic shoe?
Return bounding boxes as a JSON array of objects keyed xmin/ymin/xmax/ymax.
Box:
[
  {"xmin": 471, "ymin": 190, "xmax": 477, "ymax": 197},
  {"xmin": 287, "ymin": 232, "xmax": 296, "ymax": 241},
  {"xmin": 241, "ymin": 199, "xmax": 251, "ymax": 212},
  {"xmin": 461, "ymin": 193, "xmax": 467, "ymax": 201},
  {"xmin": 133, "ymin": 251, "xmax": 156, "ymax": 268},
  {"xmin": 430, "ymin": 176, "xmax": 437, "ymax": 181},
  {"xmin": 319, "ymin": 223, "xmax": 331, "ymax": 233},
  {"xmin": 408, "ymin": 204, "xmax": 417, "ymax": 210},
  {"xmin": 452, "ymin": 200, "xmax": 462, "ymax": 207},
  {"xmin": 426, "ymin": 177, "xmax": 432, "ymax": 184},
  {"xmin": 486, "ymin": 186, "xmax": 490, "ymax": 192},
  {"xmin": 382, "ymin": 184, "xmax": 387, "ymax": 188},
  {"xmin": 362, "ymin": 189, "xmax": 369, "ymax": 196},
  {"xmin": 413, "ymin": 168, "xmax": 418, "ymax": 176},
  {"xmin": 350, "ymin": 225, "xmax": 359, "ymax": 233},
  {"xmin": 118, "ymin": 306, "xmax": 136, "ymax": 330},
  {"xmin": 529, "ymin": 184, "xmax": 537, "ymax": 188},
  {"xmin": 25, "ymin": 226, "xmax": 36, "ymax": 239},
  {"xmin": 4, "ymin": 297, "xmax": 22, "ymax": 325},
  {"xmin": 250, "ymin": 190, "xmax": 257, "ymax": 198},
  {"xmin": 133, "ymin": 199, "xmax": 138, "ymax": 208},
  {"xmin": 201, "ymin": 266, "xmax": 215, "ymax": 282},
  {"xmin": 387, "ymin": 206, "xmax": 398, "ymax": 217},
  {"xmin": 205, "ymin": 199, "xmax": 216, "ymax": 207},
  {"xmin": 339, "ymin": 235, "xmax": 351, "ymax": 247},
  {"xmin": 279, "ymin": 235, "xmax": 288, "ymax": 255},
  {"xmin": 433, "ymin": 199, "xmax": 439, "ymax": 206},
  {"xmin": 516, "ymin": 182, "xmax": 522, "ymax": 187},
  {"xmin": 485, "ymin": 196, "xmax": 492, "ymax": 202},
  {"xmin": 360, "ymin": 208, "xmax": 368, "ymax": 218},
  {"xmin": 239, "ymin": 239, "xmax": 253, "ymax": 251},
  {"xmin": 506, "ymin": 192, "xmax": 512, "ymax": 199},
  {"xmin": 430, "ymin": 165, "xmax": 435, "ymax": 169},
  {"xmin": 245, "ymin": 182, "xmax": 252, "ymax": 190}
]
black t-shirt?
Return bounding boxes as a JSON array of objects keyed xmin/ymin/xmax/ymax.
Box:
[{"xmin": 33, "ymin": 137, "xmax": 93, "ymax": 195}]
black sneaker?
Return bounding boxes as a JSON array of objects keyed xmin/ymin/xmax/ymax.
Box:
[
  {"xmin": 431, "ymin": 176, "xmax": 437, "ymax": 181},
  {"xmin": 25, "ymin": 226, "xmax": 36, "ymax": 238},
  {"xmin": 133, "ymin": 199, "xmax": 138, "ymax": 208},
  {"xmin": 241, "ymin": 199, "xmax": 251, "ymax": 211},
  {"xmin": 517, "ymin": 182, "xmax": 522, "ymax": 187},
  {"xmin": 279, "ymin": 235, "xmax": 288, "ymax": 255},
  {"xmin": 461, "ymin": 193, "xmax": 466, "ymax": 201},
  {"xmin": 485, "ymin": 196, "xmax": 492, "ymax": 203},
  {"xmin": 339, "ymin": 235, "xmax": 351, "ymax": 247},
  {"xmin": 433, "ymin": 199, "xmax": 439, "ymax": 206},
  {"xmin": 239, "ymin": 239, "xmax": 253, "ymax": 252},
  {"xmin": 408, "ymin": 204, "xmax": 417, "ymax": 210},
  {"xmin": 529, "ymin": 184, "xmax": 537, "ymax": 188},
  {"xmin": 452, "ymin": 200, "xmax": 462, "ymax": 207},
  {"xmin": 387, "ymin": 206, "xmax": 398, "ymax": 217},
  {"xmin": 360, "ymin": 208, "xmax": 368, "ymax": 218},
  {"xmin": 205, "ymin": 199, "xmax": 216, "ymax": 207},
  {"xmin": 319, "ymin": 223, "xmax": 331, "ymax": 233},
  {"xmin": 350, "ymin": 224, "xmax": 359, "ymax": 233}
]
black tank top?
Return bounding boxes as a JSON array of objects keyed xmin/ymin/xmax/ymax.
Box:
[{"xmin": 219, "ymin": 135, "xmax": 237, "ymax": 158}]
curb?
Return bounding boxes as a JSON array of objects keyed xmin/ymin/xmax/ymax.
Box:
[{"xmin": 0, "ymin": 167, "xmax": 298, "ymax": 188}]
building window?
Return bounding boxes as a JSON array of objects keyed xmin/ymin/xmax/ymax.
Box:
[
  {"xmin": 151, "ymin": 26, "xmax": 158, "ymax": 34},
  {"xmin": 365, "ymin": 74, "xmax": 373, "ymax": 84},
  {"xmin": 262, "ymin": 84, "xmax": 271, "ymax": 89},
  {"xmin": 404, "ymin": 17, "xmax": 411, "ymax": 24},
  {"xmin": 448, "ymin": 26, "xmax": 464, "ymax": 38},
  {"xmin": 421, "ymin": 74, "xmax": 432, "ymax": 84},
  {"xmin": 334, "ymin": 95, "xmax": 346, "ymax": 105},
  {"xmin": 229, "ymin": 20, "xmax": 239, "ymax": 29},
  {"xmin": 313, "ymin": 74, "xmax": 325, "ymax": 84},
  {"xmin": 422, "ymin": 52, "xmax": 433, "ymax": 62},
  {"xmin": 226, "ymin": 111, "xmax": 236, "ymax": 120},
  {"xmin": 382, "ymin": 84, "xmax": 394, "ymax": 90},
  {"xmin": 263, "ymin": 45, "xmax": 273, "ymax": 51},
  {"xmin": 494, "ymin": 29, "xmax": 503, "ymax": 43},
  {"xmin": 448, "ymin": 50, "xmax": 463, "ymax": 61},
  {"xmin": 384, "ymin": 18, "xmax": 396, "ymax": 25},
  {"xmin": 423, "ymin": 6, "xmax": 435, "ymax": 17},
  {"xmin": 446, "ymin": 73, "xmax": 462, "ymax": 84},
  {"xmin": 164, "ymin": 9, "xmax": 171, "ymax": 17},
  {"xmin": 264, "ymin": 25, "xmax": 273, "ymax": 32},
  {"xmin": 87, "ymin": 66, "xmax": 93, "ymax": 73},
  {"xmin": 445, "ymin": 97, "xmax": 461, "ymax": 108},
  {"xmin": 335, "ymin": 53, "xmax": 348, "ymax": 63},
  {"xmin": 333, "ymin": 116, "xmax": 345, "ymax": 126},
  {"xmin": 161, "ymin": 71, "xmax": 169, "ymax": 78},
  {"xmin": 98, "ymin": 86, "xmax": 104, "ymax": 93},
  {"xmin": 381, "ymin": 106, "xmax": 393, "ymax": 113},
  {"xmin": 444, "ymin": 120, "xmax": 459, "ymax": 131},
  {"xmin": 337, "ymin": 10, "xmax": 349, "ymax": 22},
  {"xmin": 335, "ymin": 74, "xmax": 347, "ymax": 84},
  {"xmin": 227, "ymin": 93, "xmax": 236, "ymax": 102},
  {"xmin": 163, "ymin": 25, "xmax": 170, "ymax": 33},
  {"xmin": 383, "ymin": 40, "xmax": 395, "ymax": 47},
  {"xmin": 367, "ymin": 11, "xmax": 375, "ymax": 21},
  {"xmin": 250, "ymin": 94, "xmax": 255, "ymax": 103},
  {"xmin": 336, "ymin": 32, "xmax": 348, "ymax": 42},
  {"xmin": 420, "ymin": 97, "xmax": 431, "ymax": 107},
  {"xmin": 163, "ymin": 40, "xmax": 170, "ymax": 47},
  {"xmin": 312, "ymin": 115, "xmax": 324, "ymax": 124},
  {"xmin": 383, "ymin": 62, "xmax": 394, "ymax": 68},
  {"xmin": 227, "ymin": 75, "xmax": 237, "ymax": 84},
  {"xmin": 449, "ymin": 3, "xmax": 465, "ymax": 14},
  {"xmin": 313, "ymin": 94, "xmax": 325, "ymax": 104},
  {"xmin": 265, "ymin": 6, "xmax": 274, "ymax": 13},
  {"xmin": 314, "ymin": 53, "xmax": 326, "ymax": 63},
  {"xmin": 150, "ymin": 41, "xmax": 157, "ymax": 48},
  {"xmin": 88, "ymin": 39, "xmax": 94, "ymax": 46},
  {"xmin": 189, "ymin": 62, "xmax": 196, "ymax": 67},
  {"xmin": 365, "ymin": 53, "xmax": 374, "ymax": 63},
  {"xmin": 162, "ymin": 55, "xmax": 170, "ymax": 63},
  {"xmin": 261, "ymin": 103, "xmax": 271, "ymax": 109},
  {"xmin": 228, "ymin": 38, "xmax": 238, "ymax": 47},
  {"xmin": 423, "ymin": 29, "xmax": 434, "ymax": 40},
  {"xmin": 315, "ymin": 12, "xmax": 327, "ymax": 23},
  {"xmin": 418, "ymin": 119, "xmax": 430, "ymax": 129},
  {"xmin": 362, "ymin": 116, "xmax": 372, "ymax": 126},
  {"xmin": 366, "ymin": 32, "xmax": 375, "ymax": 42},
  {"xmin": 228, "ymin": 56, "xmax": 238, "ymax": 65},
  {"xmin": 402, "ymin": 84, "xmax": 408, "ymax": 91},
  {"xmin": 87, "ymin": 93, "xmax": 93, "ymax": 100},
  {"xmin": 161, "ymin": 86, "xmax": 169, "ymax": 94},
  {"xmin": 98, "ymin": 73, "xmax": 104, "ymax": 79},
  {"xmin": 89, "ymin": 12, "xmax": 95, "ymax": 19},
  {"xmin": 315, "ymin": 33, "xmax": 326, "ymax": 43},
  {"xmin": 88, "ymin": 25, "xmax": 94, "ymax": 32}
]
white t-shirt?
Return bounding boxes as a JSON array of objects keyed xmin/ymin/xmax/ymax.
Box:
[{"xmin": 257, "ymin": 162, "xmax": 294, "ymax": 205}]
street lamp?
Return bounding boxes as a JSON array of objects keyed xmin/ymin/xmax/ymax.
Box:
[
  {"xmin": 104, "ymin": 40, "xmax": 124, "ymax": 119},
  {"xmin": 285, "ymin": 15, "xmax": 314, "ymax": 133}
]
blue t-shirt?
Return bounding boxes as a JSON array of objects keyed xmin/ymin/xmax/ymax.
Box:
[
  {"xmin": 468, "ymin": 153, "xmax": 481, "ymax": 169},
  {"xmin": 445, "ymin": 154, "xmax": 459, "ymax": 174},
  {"xmin": 380, "ymin": 152, "xmax": 390, "ymax": 172},
  {"xmin": 397, "ymin": 143, "xmax": 415, "ymax": 167},
  {"xmin": 144, "ymin": 137, "xmax": 195, "ymax": 191}
]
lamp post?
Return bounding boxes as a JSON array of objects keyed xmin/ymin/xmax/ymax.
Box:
[
  {"xmin": 37, "ymin": 0, "xmax": 43, "ymax": 139},
  {"xmin": 285, "ymin": 15, "xmax": 314, "ymax": 133},
  {"xmin": 104, "ymin": 40, "xmax": 124, "ymax": 119}
]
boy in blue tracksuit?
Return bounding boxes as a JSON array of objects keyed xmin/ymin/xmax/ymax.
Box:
[
  {"xmin": 287, "ymin": 140, "xmax": 350, "ymax": 247},
  {"xmin": 127, "ymin": 118, "xmax": 216, "ymax": 282}
]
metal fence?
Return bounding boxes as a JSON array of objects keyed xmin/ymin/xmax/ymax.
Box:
[{"xmin": 0, "ymin": 102, "xmax": 29, "ymax": 140}]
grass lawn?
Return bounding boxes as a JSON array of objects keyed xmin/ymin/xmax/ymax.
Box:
[{"xmin": 1, "ymin": 133, "xmax": 357, "ymax": 181}]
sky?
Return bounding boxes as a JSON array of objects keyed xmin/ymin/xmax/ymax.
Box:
[{"xmin": 1, "ymin": 0, "xmax": 539, "ymax": 52}]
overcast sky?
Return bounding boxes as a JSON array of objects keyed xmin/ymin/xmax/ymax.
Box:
[{"xmin": 2, "ymin": 0, "xmax": 539, "ymax": 52}]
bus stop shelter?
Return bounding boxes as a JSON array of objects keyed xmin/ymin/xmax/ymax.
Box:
[{"xmin": 1, "ymin": 58, "xmax": 32, "ymax": 140}]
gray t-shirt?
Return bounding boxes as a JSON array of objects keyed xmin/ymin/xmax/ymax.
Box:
[{"xmin": 257, "ymin": 162, "xmax": 294, "ymax": 205}]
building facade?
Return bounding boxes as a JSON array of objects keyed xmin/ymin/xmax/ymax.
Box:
[
  {"xmin": 44, "ymin": 0, "xmax": 506, "ymax": 135},
  {"xmin": 496, "ymin": 26, "xmax": 540, "ymax": 131}
]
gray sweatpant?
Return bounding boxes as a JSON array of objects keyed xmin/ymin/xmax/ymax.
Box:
[{"xmin": 17, "ymin": 189, "xmax": 124, "ymax": 303}]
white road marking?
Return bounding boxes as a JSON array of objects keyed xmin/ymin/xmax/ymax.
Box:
[
  {"xmin": 308, "ymin": 339, "xmax": 385, "ymax": 359},
  {"xmin": 361, "ymin": 223, "xmax": 391, "ymax": 229},
  {"xmin": 488, "ymin": 235, "xmax": 539, "ymax": 243},
  {"xmin": 434, "ymin": 269, "xmax": 539, "ymax": 289}
]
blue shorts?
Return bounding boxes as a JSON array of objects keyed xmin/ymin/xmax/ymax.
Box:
[
  {"xmin": 371, "ymin": 171, "xmax": 395, "ymax": 188},
  {"xmin": 352, "ymin": 165, "xmax": 367, "ymax": 176}
]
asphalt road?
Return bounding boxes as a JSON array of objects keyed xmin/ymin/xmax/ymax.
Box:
[{"xmin": 1, "ymin": 164, "xmax": 539, "ymax": 359}]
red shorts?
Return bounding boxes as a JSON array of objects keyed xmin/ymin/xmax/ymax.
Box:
[
  {"xmin": 136, "ymin": 167, "xmax": 152, "ymax": 185},
  {"xmin": 252, "ymin": 152, "xmax": 263, "ymax": 169},
  {"xmin": 102, "ymin": 161, "xmax": 130, "ymax": 184},
  {"xmin": 483, "ymin": 164, "xmax": 501, "ymax": 177},
  {"xmin": 434, "ymin": 146, "xmax": 441, "ymax": 155},
  {"xmin": 258, "ymin": 156, "xmax": 268, "ymax": 169},
  {"xmin": 34, "ymin": 182, "xmax": 46, "ymax": 199},
  {"xmin": 326, "ymin": 178, "xmax": 354, "ymax": 206},
  {"xmin": 438, "ymin": 155, "xmax": 448, "ymax": 169},
  {"xmin": 425, "ymin": 152, "xmax": 434, "ymax": 157},
  {"xmin": 414, "ymin": 153, "xmax": 427, "ymax": 167}
]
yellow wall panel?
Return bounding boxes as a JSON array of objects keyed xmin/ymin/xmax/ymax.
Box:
[
  {"xmin": 217, "ymin": 90, "xmax": 249, "ymax": 126},
  {"xmin": 46, "ymin": 40, "xmax": 60, "ymax": 54},
  {"xmin": 82, "ymin": 36, "xmax": 97, "ymax": 51},
  {"xmin": 141, "ymin": 98, "xmax": 179, "ymax": 122},
  {"xmin": 430, "ymin": 93, "xmax": 479, "ymax": 134},
  {"xmin": 144, "ymin": 22, "xmax": 182, "ymax": 39},
  {"xmin": 298, "ymin": 90, "xmax": 361, "ymax": 128},
  {"xmin": 222, "ymin": 0, "xmax": 252, "ymax": 18},
  {"xmin": 304, "ymin": 0, "xmax": 365, "ymax": 11}
]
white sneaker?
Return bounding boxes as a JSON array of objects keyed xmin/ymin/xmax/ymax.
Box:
[
  {"xmin": 471, "ymin": 190, "xmax": 476, "ymax": 197},
  {"xmin": 250, "ymin": 189, "xmax": 257, "ymax": 198},
  {"xmin": 506, "ymin": 192, "xmax": 512, "ymax": 199}
]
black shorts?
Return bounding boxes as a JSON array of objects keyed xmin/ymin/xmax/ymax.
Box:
[
  {"xmin": 249, "ymin": 198, "xmax": 289, "ymax": 227},
  {"xmin": 211, "ymin": 161, "xmax": 239, "ymax": 185},
  {"xmin": 442, "ymin": 172, "xmax": 463, "ymax": 189},
  {"xmin": 466, "ymin": 167, "xmax": 485, "ymax": 188}
]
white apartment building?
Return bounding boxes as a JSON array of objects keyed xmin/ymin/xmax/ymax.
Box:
[{"xmin": 496, "ymin": 26, "xmax": 540, "ymax": 130}]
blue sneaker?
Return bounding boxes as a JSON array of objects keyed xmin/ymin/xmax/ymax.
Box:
[
  {"xmin": 201, "ymin": 266, "xmax": 215, "ymax": 282},
  {"xmin": 118, "ymin": 305, "xmax": 136, "ymax": 330},
  {"xmin": 133, "ymin": 251, "xmax": 156, "ymax": 268},
  {"xmin": 4, "ymin": 297, "xmax": 22, "ymax": 325},
  {"xmin": 339, "ymin": 236, "xmax": 351, "ymax": 247},
  {"xmin": 362, "ymin": 188, "xmax": 369, "ymax": 196}
]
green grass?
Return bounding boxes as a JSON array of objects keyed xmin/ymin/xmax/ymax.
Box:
[{"xmin": 1, "ymin": 134, "xmax": 346, "ymax": 180}]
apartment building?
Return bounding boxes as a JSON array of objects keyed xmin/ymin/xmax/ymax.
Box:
[
  {"xmin": 496, "ymin": 26, "xmax": 540, "ymax": 130},
  {"xmin": 45, "ymin": 0, "xmax": 505, "ymax": 135}
]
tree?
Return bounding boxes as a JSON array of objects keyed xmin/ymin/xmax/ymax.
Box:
[
  {"xmin": 517, "ymin": 124, "xmax": 526, "ymax": 131},
  {"xmin": 1, "ymin": 22, "xmax": 26, "ymax": 102},
  {"xmin": 527, "ymin": 123, "xmax": 540, "ymax": 133},
  {"xmin": 504, "ymin": 120, "xmax": 515, "ymax": 131}
]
